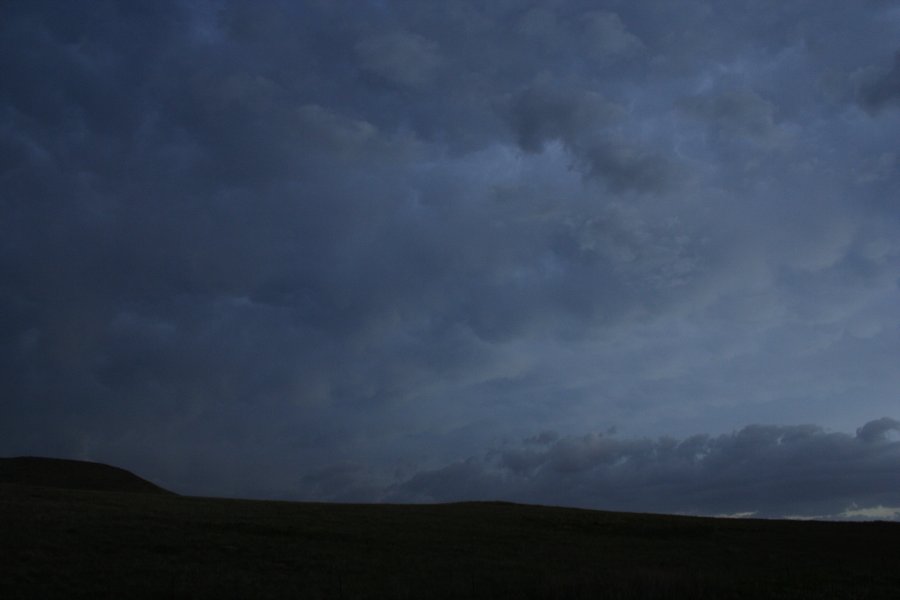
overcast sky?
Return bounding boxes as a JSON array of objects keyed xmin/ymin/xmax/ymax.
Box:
[{"xmin": 2, "ymin": 0, "xmax": 899, "ymax": 520}]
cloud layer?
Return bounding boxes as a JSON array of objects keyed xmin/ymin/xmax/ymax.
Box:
[
  {"xmin": 1, "ymin": 1, "xmax": 899, "ymax": 516},
  {"xmin": 386, "ymin": 418, "xmax": 900, "ymax": 519}
]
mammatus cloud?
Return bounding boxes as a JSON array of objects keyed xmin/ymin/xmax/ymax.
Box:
[
  {"xmin": 506, "ymin": 84, "xmax": 675, "ymax": 192},
  {"xmin": 1, "ymin": 1, "xmax": 900, "ymax": 510}
]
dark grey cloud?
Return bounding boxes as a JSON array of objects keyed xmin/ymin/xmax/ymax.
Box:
[
  {"xmin": 857, "ymin": 50, "xmax": 900, "ymax": 113},
  {"xmin": 356, "ymin": 31, "xmax": 443, "ymax": 89},
  {"xmin": 1, "ymin": 1, "xmax": 899, "ymax": 514},
  {"xmin": 506, "ymin": 83, "xmax": 676, "ymax": 193},
  {"xmin": 856, "ymin": 417, "xmax": 900, "ymax": 443},
  {"xmin": 388, "ymin": 419, "xmax": 900, "ymax": 519},
  {"xmin": 508, "ymin": 86, "xmax": 623, "ymax": 154},
  {"xmin": 677, "ymin": 88, "xmax": 779, "ymax": 142},
  {"xmin": 580, "ymin": 10, "xmax": 645, "ymax": 61}
]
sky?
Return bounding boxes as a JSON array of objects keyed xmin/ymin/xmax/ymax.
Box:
[{"xmin": 2, "ymin": 0, "xmax": 900, "ymax": 520}]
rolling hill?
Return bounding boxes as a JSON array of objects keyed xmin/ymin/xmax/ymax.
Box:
[
  {"xmin": 0, "ymin": 456, "xmax": 172, "ymax": 494},
  {"xmin": 1, "ymin": 457, "xmax": 898, "ymax": 599}
]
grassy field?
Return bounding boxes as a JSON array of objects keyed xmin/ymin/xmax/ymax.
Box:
[{"xmin": 2, "ymin": 476, "xmax": 899, "ymax": 598}]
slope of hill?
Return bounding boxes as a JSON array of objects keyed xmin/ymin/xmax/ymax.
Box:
[
  {"xmin": 0, "ymin": 456, "xmax": 172, "ymax": 494},
  {"xmin": 1, "ymin": 460, "xmax": 899, "ymax": 599}
]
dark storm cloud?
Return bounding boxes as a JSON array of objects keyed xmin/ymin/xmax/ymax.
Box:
[
  {"xmin": 1, "ymin": 0, "xmax": 899, "ymax": 510},
  {"xmin": 677, "ymin": 88, "xmax": 779, "ymax": 142},
  {"xmin": 390, "ymin": 419, "xmax": 900, "ymax": 519},
  {"xmin": 356, "ymin": 31, "xmax": 443, "ymax": 89},
  {"xmin": 508, "ymin": 86, "xmax": 624, "ymax": 154},
  {"xmin": 856, "ymin": 417, "xmax": 900, "ymax": 443},
  {"xmin": 857, "ymin": 50, "xmax": 900, "ymax": 113},
  {"xmin": 506, "ymin": 83, "xmax": 677, "ymax": 193}
]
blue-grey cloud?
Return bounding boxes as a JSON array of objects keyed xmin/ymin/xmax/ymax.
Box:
[
  {"xmin": 1, "ymin": 1, "xmax": 899, "ymax": 510},
  {"xmin": 858, "ymin": 50, "xmax": 900, "ymax": 113},
  {"xmin": 387, "ymin": 419, "xmax": 900, "ymax": 519}
]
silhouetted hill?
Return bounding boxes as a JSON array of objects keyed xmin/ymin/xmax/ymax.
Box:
[
  {"xmin": 2, "ymin": 461, "xmax": 899, "ymax": 598},
  {"xmin": 0, "ymin": 456, "xmax": 173, "ymax": 494}
]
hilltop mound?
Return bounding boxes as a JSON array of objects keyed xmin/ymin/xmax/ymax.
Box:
[{"xmin": 0, "ymin": 456, "xmax": 173, "ymax": 494}]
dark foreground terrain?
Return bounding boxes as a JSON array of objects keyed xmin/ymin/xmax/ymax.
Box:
[
  {"xmin": 2, "ymin": 458, "xmax": 899, "ymax": 599},
  {"xmin": 0, "ymin": 457, "xmax": 173, "ymax": 495}
]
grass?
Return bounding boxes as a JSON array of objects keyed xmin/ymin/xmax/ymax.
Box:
[{"xmin": 2, "ymin": 481, "xmax": 899, "ymax": 599}]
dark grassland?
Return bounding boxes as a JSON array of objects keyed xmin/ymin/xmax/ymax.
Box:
[{"xmin": 2, "ymin": 484, "xmax": 899, "ymax": 599}]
